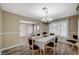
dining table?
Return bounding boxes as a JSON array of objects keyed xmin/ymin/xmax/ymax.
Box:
[
  {"xmin": 32, "ymin": 35, "xmax": 79, "ymax": 55},
  {"xmin": 32, "ymin": 35, "xmax": 56, "ymax": 54}
]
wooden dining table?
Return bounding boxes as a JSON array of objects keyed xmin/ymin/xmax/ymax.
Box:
[{"xmin": 32, "ymin": 35, "xmax": 56, "ymax": 54}]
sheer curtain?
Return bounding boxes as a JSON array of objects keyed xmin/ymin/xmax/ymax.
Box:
[
  {"xmin": 20, "ymin": 23, "xmax": 33, "ymax": 37},
  {"xmin": 49, "ymin": 20, "xmax": 69, "ymax": 38},
  {"xmin": 33, "ymin": 25, "xmax": 40, "ymax": 34}
]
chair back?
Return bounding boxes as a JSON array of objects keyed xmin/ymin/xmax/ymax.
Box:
[
  {"xmin": 73, "ymin": 34, "xmax": 78, "ymax": 40},
  {"xmin": 43, "ymin": 32, "xmax": 48, "ymax": 37},
  {"xmin": 28, "ymin": 38, "xmax": 32, "ymax": 45},
  {"xmin": 50, "ymin": 33, "xmax": 54, "ymax": 35},
  {"xmin": 28, "ymin": 38, "xmax": 35, "ymax": 50},
  {"xmin": 37, "ymin": 34, "xmax": 40, "ymax": 36},
  {"xmin": 55, "ymin": 36, "xmax": 58, "ymax": 43},
  {"xmin": 43, "ymin": 32, "xmax": 47, "ymax": 34}
]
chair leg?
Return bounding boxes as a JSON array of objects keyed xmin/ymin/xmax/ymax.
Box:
[
  {"xmin": 46, "ymin": 47, "xmax": 47, "ymax": 54},
  {"xmin": 53, "ymin": 47, "xmax": 55, "ymax": 55},
  {"xmin": 42, "ymin": 50, "xmax": 45, "ymax": 55}
]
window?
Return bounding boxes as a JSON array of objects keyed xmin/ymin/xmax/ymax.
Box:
[
  {"xmin": 33, "ymin": 25, "xmax": 40, "ymax": 33},
  {"xmin": 49, "ymin": 20, "xmax": 69, "ymax": 38},
  {"xmin": 20, "ymin": 23, "xmax": 33, "ymax": 37},
  {"xmin": 37, "ymin": 25, "xmax": 40, "ymax": 32},
  {"xmin": 34, "ymin": 25, "xmax": 37, "ymax": 33},
  {"xmin": 49, "ymin": 22, "xmax": 58, "ymax": 34}
]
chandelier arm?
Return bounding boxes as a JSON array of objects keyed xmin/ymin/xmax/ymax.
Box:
[{"xmin": 42, "ymin": 7, "xmax": 53, "ymax": 23}]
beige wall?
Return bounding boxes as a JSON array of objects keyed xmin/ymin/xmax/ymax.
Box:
[
  {"xmin": 42, "ymin": 23, "xmax": 49, "ymax": 32},
  {"xmin": 2, "ymin": 11, "xmax": 21, "ymax": 48},
  {"xmin": 2, "ymin": 11, "xmax": 48, "ymax": 49},
  {"xmin": 69, "ymin": 16, "xmax": 78, "ymax": 39},
  {"xmin": 0, "ymin": 7, "xmax": 2, "ymax": 54}
]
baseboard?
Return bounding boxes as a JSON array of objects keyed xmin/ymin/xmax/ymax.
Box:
[{"xmin": 1, "ymin": 43, "xmax": 25, "ymax": 52}]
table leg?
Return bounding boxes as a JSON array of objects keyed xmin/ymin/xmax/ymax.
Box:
[
  {"xmin": 71, "ymin": 45, "xmax": 74, "ymax": 54},
  {"xmin": 40, "ymin": 49, "xmax": 42, "ymax": 55},
  {"xmin": 42, "ymin": 49, "xmax": 45, "ymax": 55}
]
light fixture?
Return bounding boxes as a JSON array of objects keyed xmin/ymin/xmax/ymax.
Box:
[{"xmin": 42, "ymin": 7, "xmax": 53, "ymax": 23}]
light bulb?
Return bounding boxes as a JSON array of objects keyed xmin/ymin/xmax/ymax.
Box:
[
  {"xmin": 48, "ymin": 18, "xmax": 52, "ymax": 22},
  {"xmin": 50, "ymin": 18, "xmax": 52, "ymax": 21}
]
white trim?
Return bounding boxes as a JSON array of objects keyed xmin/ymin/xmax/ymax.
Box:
[
  {"xmin": 1, "ymin": 43, "xmax": 25, "ymax": 51},
  {"xmin": 20, "ymin": 20, "xmax": 36, "ymax": 24},
  {"xmin": 0, "ymin": 32, "xmax": 19, "ymax": 35}
]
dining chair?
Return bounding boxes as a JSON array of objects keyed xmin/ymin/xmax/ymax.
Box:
[
  {"xmin": 45, "ymin": 36, "xmax": 58, "ymax": 55},
  {"xmin": 37, "ymin": 33, "xmax": 40, "ymax": 36},
  {"xmin": 43, "ymin": 32, "xmax": 47, "ymax": 37},
  {"xmin": 50, "ymin": 33, "xmax": 54, "ymax": 35},
  {"xmin": 72, "ymin": 34, "xmax": 78, "ymax": 54},
  {"xmin": 73, "ymin": 34, "xmax": 78, "ymax": 40},
  {"xmin": 28, "ymin": 38, "xmax": 41, "ymax": 55},
  {"xmin": 66, "ymin": 34, "xmax": 78, "ymax": 54}
]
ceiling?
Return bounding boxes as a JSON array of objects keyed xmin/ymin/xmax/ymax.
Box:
[{"xmin": 0, "ymin": 3, "xmax": 78, "ymax": 21}]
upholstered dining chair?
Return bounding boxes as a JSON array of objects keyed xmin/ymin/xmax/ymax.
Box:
[
  {"xmin": 66, "ymin": 34, "xmax": 78, "ymax": 54},
  {"xmin": 50, "ymin": 33, "xmax": 55, "ymax": 35},
  {"xmin": 66, "ymin": 39, "xmax": 78, "ymax": 54},
  {"xmin": 43, "ymin": 32, "xmax": 47, "ymax": 37},
  {"xmin": 73, "ymin": 34, "xmax": 78, "ymax": 40},
  {"xmin": 67, "ymin": 34, "xmax": 78, "ymax": 44},
  {"xmin": 45, "ymin": 36, "xmax": 58, "ymax": 54},
  {"xmin": 28, "ymin": 38, "xmax": 41, "ymax": 55},
  {"xmin": 37, "ymin": 33, "xmax": 40, "ymax": 36}
]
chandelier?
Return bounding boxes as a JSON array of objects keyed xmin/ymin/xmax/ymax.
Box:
[{"xmin": 42, "ymin": 7, "xmax": 53, "ymax": 23}]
